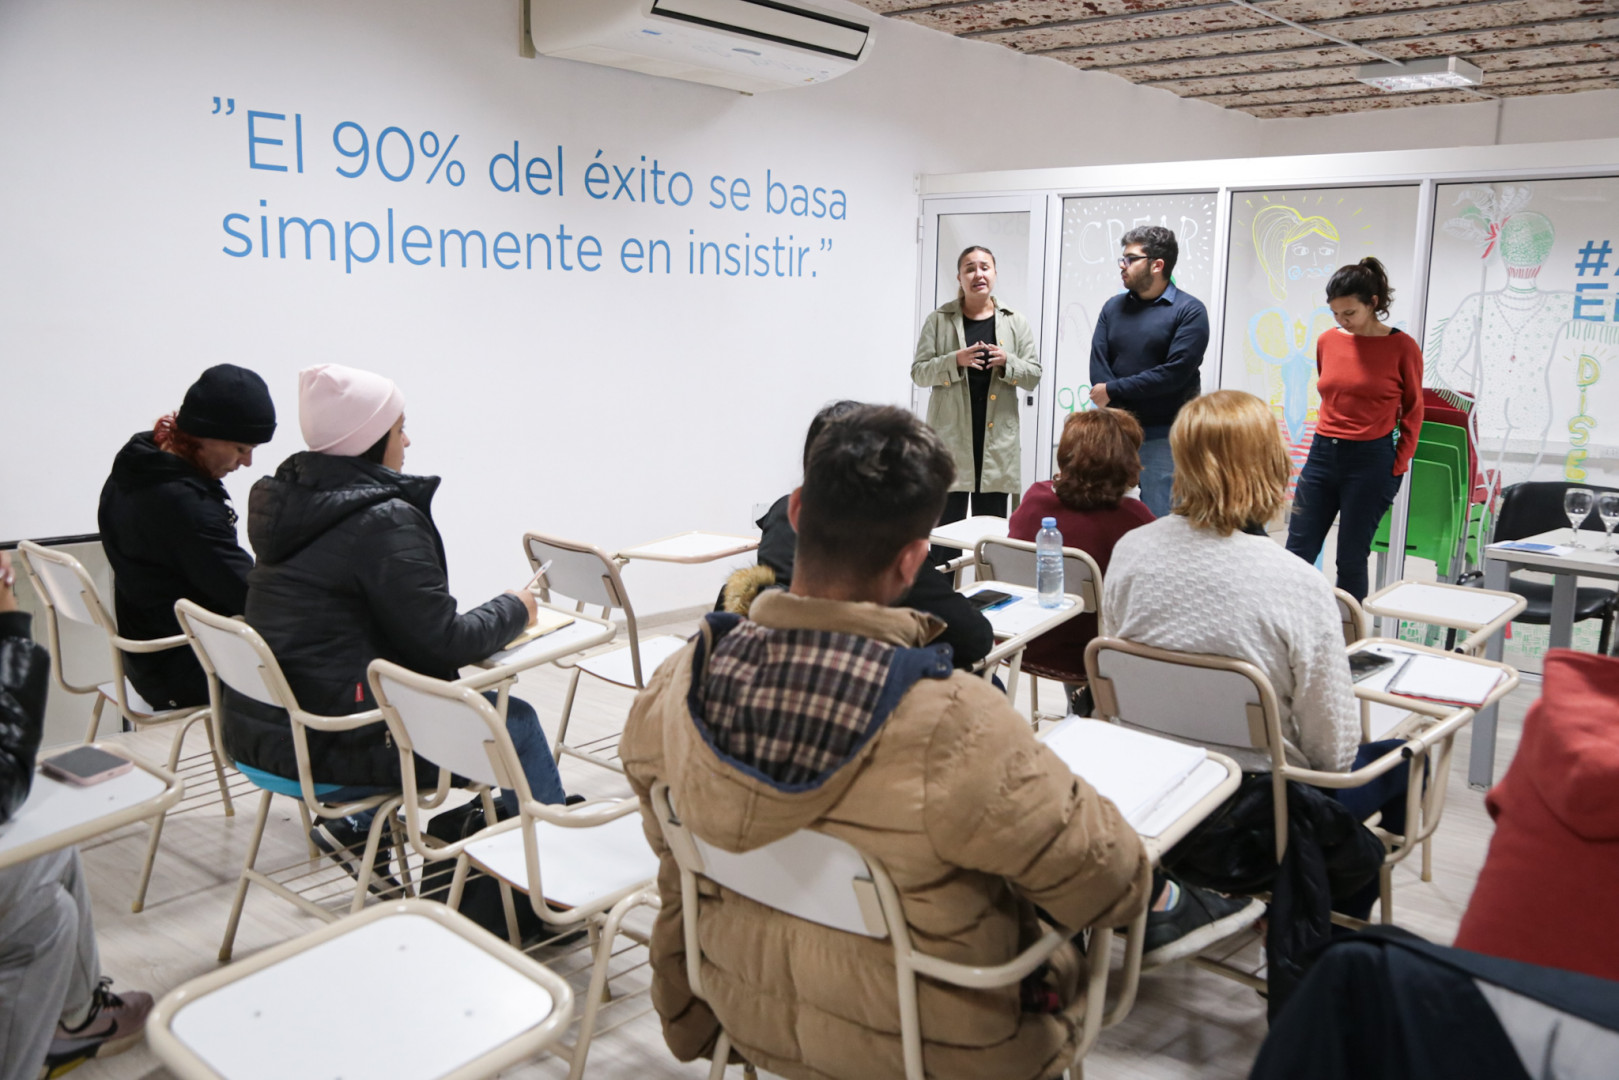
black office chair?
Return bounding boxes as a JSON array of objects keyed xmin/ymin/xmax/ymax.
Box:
[{"xmin": 1465, "ymin": 481, "xmax": 1619, "ymax": 654}]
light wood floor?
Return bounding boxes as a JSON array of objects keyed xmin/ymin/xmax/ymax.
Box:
[{"xmin": 58, "ymin": 605, "xmax": 1532, "ymax": 1080}]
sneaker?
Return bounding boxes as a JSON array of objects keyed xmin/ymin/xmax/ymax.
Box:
[
  {"xmin": 41, "ymin": 978, "xmax": 153, "ymax": 1076},
  {"xmin": 1142, "ymin": 880, "xmax": 1265, "ymax": 969},
  {"xmin": 310, "ymin": 815, "xmax": 402, "ymax": 896}
]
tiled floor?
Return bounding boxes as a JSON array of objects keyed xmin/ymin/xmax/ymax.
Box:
[{"xmin": 57, "ymin": 603, "xmax": 1531, "ymax": 1080}]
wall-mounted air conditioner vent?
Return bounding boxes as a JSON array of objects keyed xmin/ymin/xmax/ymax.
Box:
[{"xmin": 527, "ymin": 0, "xmax": 874, "ymax": 94}]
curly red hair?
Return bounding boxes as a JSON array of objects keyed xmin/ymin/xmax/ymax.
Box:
[{"xmin": 153, "ymin": 412, "xmax": 208, "ymax": 473}]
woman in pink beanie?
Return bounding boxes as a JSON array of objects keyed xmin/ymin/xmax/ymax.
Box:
[{"xmin": 224, "ymin": 364, "xmax": 567, "ymax": 869}]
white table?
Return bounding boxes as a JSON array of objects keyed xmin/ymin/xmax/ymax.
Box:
[
  {"xmin": 0, "ymin": 745, "xmax": 182, "ymax": 870},
  {"xmin": 929, "ymin": 515, "xmax": 1009, "ymax": 552},
  {"xmin": 962, "ymin": 581, "xmax": 1084, "ymax": 701},
  {"xmin": 1478, "ymin": 527, "xmax": 1619, "ymax": 786},
  {"xmin": 147, "ymin": 900, "xmax": 573, "ymax": 1080},
  {"xmin": 614, "ymin": 531, "xmax": 759, "ymax": 564}
]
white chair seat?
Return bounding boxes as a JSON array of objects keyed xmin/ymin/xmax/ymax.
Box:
[
  {"xmin": 575, "ymin": 634, "xmax": 687, "ymax": 688},
  {"xmin": 164, "ymin": 909, "xmax": 557, "ymax": 1080},
  {"xmin": 465, "ymin": 812, "xmax": 658, "ymax": 910}
]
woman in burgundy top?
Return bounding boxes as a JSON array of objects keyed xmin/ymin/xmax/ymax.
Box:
[
  {"xmin": 1010, "ymin": 408, "xmax": 1155, "ymax": 699},
  {"xmin": 1284, "ymin": 257, "xmax": 1424, "ymax": 601}
]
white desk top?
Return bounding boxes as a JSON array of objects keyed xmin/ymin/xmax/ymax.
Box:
[
  {"xmin": 965, "ymin": 581, "xmax": 1079, "ymax": 639},
  {"xmin": 1349, "ymin": 639, "xmax": 1518, "ymax": 739},
  {"xmin": 616, "ymin": 531, "xmax": 759, "ymax": 564},
  {"xmin": 1487, "ymin": 528, "xmax": 1619, "ymax": 577},
  {"xmin": 1363, "ymin": 581, "xmax": 1522, "ymax": 631},
  {"xmin": 929, "ymin": 515, "xmax": 1009, "ymax": 550},
  {"xmin": 469, "ymin": 608, "xmax": 616, "ymax": 687},
  {"xmin": 0, "ymin": 747, "xmax": 180, "ymax": 870},
  {"xmin": 1040, "ymin": 717, "xmax": 1240, "ymax": 849},
  {"xmin": 168, "ymin": 909, "xmax": 556, "ymax": 1080}
]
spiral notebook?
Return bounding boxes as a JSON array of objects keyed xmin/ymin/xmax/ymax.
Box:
[{"xmin": 1387, "ymin": 654, "xmax": 1505, "ymax": 706}]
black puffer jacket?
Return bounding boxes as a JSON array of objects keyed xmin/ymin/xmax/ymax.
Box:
[
  {"xmin": 98, "ymin": 432, "xmax": 254, "ymax": 709},
  {"xmin": 1, "ymin": 611, "xmax": 49, "ymax": 824},
  {"xmin": 225, "ymin": 453, "xmax": 526, "ymax": 788}
]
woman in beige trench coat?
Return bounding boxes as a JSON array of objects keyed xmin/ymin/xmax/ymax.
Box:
[{"xmin": 911, "ymin": 245, "xmax": 1041, "ymax": 526}]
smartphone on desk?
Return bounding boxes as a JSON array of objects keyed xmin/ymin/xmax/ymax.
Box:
[
  {"xmin": 40, "ymin": 746, "xmax": 134, "ymax": 786},
  {"xmin": 1348, "ymin": 651, "xmax": 1396, "ymax": 683},
  {"xmin": 968, "ymin": 589, "xmax": 1017, "ymax": 612}
]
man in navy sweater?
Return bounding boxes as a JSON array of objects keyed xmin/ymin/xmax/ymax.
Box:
[{"xmin": 1088, "ymin": 226, "xmax": 1210, "ymax": 517}]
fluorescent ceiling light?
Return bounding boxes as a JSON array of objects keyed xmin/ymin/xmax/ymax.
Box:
[{"xmin": 1356, "ymin": 56, "xmax": 1483, "ymax": 93}]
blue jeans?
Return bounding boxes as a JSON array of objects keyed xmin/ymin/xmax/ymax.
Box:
[
  {"xmin": 324, "ymin": 692, "xmax": 565, "ymax": 818},
  {"xmin": 1138, "ymin": 436, "xmax": 1174, "ymax": 519},
  {"xmin": 1285, "ymin": 434, "xmax": 1402, "ymax": 602}
]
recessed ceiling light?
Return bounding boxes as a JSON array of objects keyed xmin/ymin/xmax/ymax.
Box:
[{"xmin": 1356, "ymin": 56, "xmax": 1483, "ymax": 92}]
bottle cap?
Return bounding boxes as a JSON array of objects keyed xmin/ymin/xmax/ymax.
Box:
[{"xmin": 1042, "ymin": 517, "xmax": 1057, "ymax": 528}]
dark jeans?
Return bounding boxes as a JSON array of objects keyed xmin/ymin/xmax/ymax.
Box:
[
  {"xmin": 325, "ymin": 692, "xmax": 565, "ymax": 819},
  {"xmin": 1330, "ymin": 738, "xmax": 1413, "ymax": 921},
  {"xmin": 1285, "ymin": 433, "xmax": 1402, "ymax": 602}
]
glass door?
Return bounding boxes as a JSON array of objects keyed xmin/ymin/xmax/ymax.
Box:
[{"xmin": 916, "ymin": 195, "xmax": 1051, "ymax": 488}]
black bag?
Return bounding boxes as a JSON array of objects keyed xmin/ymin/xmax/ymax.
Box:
[{"xmin": 419, "ymin": 799, "xmax": 550, "ymax": 942}]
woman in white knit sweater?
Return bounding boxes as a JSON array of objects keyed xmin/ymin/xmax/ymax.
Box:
[{"xmin": 1102, "ymin": 389, "xmax": 1360, "ymax": 774}]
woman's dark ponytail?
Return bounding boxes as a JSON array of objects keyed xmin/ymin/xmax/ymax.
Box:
[{"xmin": 1326, "ymin": 255, "xmax": 1393, "ymax": 319}]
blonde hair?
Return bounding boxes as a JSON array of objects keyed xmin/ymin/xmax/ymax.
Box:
[
  {"xmin": 1252, "ymin": 204, "xmax": 1339, "ymax": 302},
  {"xmin": 1170, "ymin": 391, "xmax": 1292, "ymax": 535}
]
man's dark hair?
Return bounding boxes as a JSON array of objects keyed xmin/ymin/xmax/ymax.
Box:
[
  {"xmin": 797, "ymin": 405, "xmax": 955, "ymax": 581},
  {"xmin": 358, "ymin": 428, "xmax": 390, "ymax": 466},
  {"xmin": 1121, "ymin": 225, "xmax": 1178, "ymax": 281},
  {"xmin": 802, "ymin": 400, "xmax": 864, "ymax": 470}
]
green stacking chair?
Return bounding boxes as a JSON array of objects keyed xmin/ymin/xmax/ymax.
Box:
[{"xmin": 1373, "ymin": 457, "xmax": 1461, "ymax": 579}]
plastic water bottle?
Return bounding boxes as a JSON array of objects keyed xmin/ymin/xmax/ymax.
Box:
[{"xmin": 1036, "ymin": 517, "xmax": 1064, "ymax": 608}]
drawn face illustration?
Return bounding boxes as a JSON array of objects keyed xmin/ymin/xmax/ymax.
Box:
[{"xmin": 1288, "ymin": 238, "xmax": 1338, "ymax": 282}]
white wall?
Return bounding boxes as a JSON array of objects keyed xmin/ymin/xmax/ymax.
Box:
[
  {"xmin": 1256, "ymin": 89, "xmax": 1619, "ymax": 159},
  {"xmin": 0, "ymin": 0, "xmax": 1262, "ymax": 614}
]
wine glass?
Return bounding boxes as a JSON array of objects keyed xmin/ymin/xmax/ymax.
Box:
[
  {"xmin": 1600, "ymin": 493, "xmax": 1619, "ymax": 553},
  {"xmin": 1564, "ymin": 487, "xmax": 1595, "ymax": 548}
]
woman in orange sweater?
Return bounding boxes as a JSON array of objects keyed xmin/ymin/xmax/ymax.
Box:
[{"xmin": 1284, "ymin": 257, "xmax": 1423, "ymax": 601}]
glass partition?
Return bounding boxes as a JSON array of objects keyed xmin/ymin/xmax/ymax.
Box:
[{"xmin": 1221, "ymin": 185, "xmax": 1421, "ymax": 492}]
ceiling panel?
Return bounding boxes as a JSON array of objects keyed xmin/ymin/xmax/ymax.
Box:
[{"xmin": 854, "ymin": 0, "xmax": 1619, "ymax": 116}]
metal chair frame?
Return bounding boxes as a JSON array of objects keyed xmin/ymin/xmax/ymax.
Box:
[
  {"xmin": 522, "ymin": 531, "xmax": 686, "ymax": 774},
  {"xmin": 973, "ymin": 536, "xmax": 1104, "ymax": 725},
  {"xmin": 646, "ymin": 780, "xmax": 1117, "ymax": 1080},
  {"xmin": 16, "ymin": 540, "xmax": 235, "ymax": 912},
  {"xmin": 368, "ymin": 659, "xmax": 660, "ymax": 1080},
  {"xmin": 1085, "ymin": 636, "xmax": 1495, "ymax": 946},
  {"xmin": 174, "ymin": 600, "xmax": 417, "ymax": 961}
]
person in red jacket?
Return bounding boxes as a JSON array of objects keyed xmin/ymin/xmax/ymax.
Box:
[
  {"xmin": 1009, "ymin": 407, "xmax": 1155, "ymax": 706},
  {"xmin": 1455, "ymin": 649, "xmax": 1619, "ymax": 980},
  {"xmin": 1284, "ymin": 256, "xmax": 1423, "ymax": 601}
]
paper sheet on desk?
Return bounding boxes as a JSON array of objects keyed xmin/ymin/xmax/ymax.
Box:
[
  {"xmin": 1041, "ymin": 719, "xmax": 1206, "ymax": 829},
  {"xmin": 1490, "ymin": 541, "xmax": 1575, "ymax": 557},
  {"xmin": 979, "ymin": 593, "xmax": 1075, "ymax": 636}
]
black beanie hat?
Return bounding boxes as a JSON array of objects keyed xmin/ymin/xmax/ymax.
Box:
[{"xmin": 176, "ymin": 364, "xmax": 277, "ymax": 444}]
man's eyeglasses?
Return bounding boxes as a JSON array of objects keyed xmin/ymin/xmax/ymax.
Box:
[{"xmin": 1117, "ymin": 254, "xmax": 1151, "ymax": 268}]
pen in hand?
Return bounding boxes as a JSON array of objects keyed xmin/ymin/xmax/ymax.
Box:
[{"xmin": 526, "ymin": 560, "xmax": 553, "ymax": 592}]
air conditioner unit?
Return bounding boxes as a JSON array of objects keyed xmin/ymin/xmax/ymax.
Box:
[{"xmin": 527, "ymin": 0, "xmax": 874, "ymax": 94}]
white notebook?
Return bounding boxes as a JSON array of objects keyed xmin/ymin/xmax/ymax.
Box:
[
  {"xmin": 1041, "ymin": 718, "xmax": 1207, "ymax": 828},
  {"xmin": 1388, "ymin": 654, "xmax": 1505, "ymax": 706}
]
